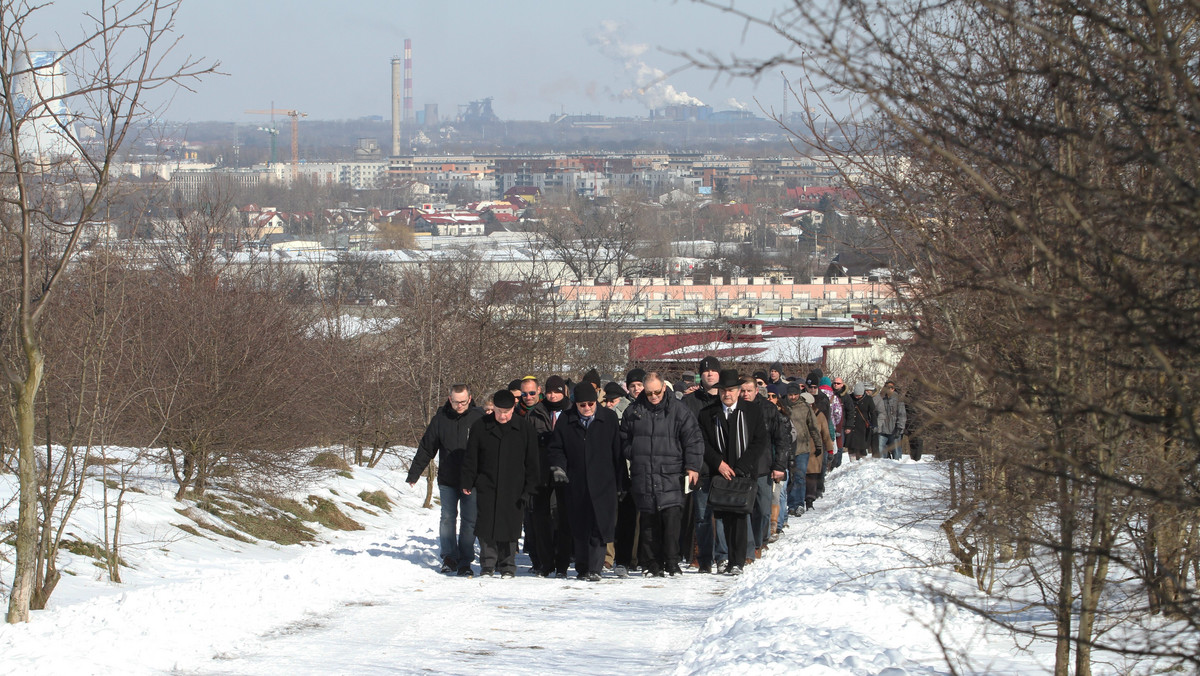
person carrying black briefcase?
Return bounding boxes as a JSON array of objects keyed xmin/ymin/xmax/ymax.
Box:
[{"xmin": 696, "ymin": 369, "xmax": 767, "ymax": 576}]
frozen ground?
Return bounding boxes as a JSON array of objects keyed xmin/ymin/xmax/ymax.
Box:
[{"xmin": 0, "ymin": 456, "xmax": 1057, "ymax": 675}]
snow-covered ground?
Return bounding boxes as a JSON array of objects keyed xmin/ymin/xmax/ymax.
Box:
[{"xmin": 0, "ymin": 456, "xmax": 1058, "ymax": 675}]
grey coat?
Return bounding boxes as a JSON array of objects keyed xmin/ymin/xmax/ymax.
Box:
[{"xmin": 873, "ymin": 392, "xmax": 907, "ymax": 435}]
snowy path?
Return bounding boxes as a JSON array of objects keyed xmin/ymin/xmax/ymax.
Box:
[{"xmin": 1, "ymin": 460, "xmax": 1053, "ymax": 675}]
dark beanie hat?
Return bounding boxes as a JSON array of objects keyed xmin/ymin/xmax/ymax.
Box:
[
  {"xmin": 573, "ymin": 383, "xmax": 598, "ymax": 403},
  {"xmin": 806, "ymin": 369, "xmax": 823, "ymax": 385},
  {"xmin": 770, "ymin": 361, "xmax": 784, "ymax": 374},
  {"xmin": 603, "ymin": 381, "xmax": 625, "ymax": 402},
  {"xmin": 493, "ymin": 389, "xmax": 516, "ymax": 409},
  {"xmin": 582, "ymin": 368, "xmax": 602, "ymax": 386},
  {"xmin": 698, "ymin": 355, "xmax": 720, "ymax": 373},
  {"xmin": 625, "ymin": 368, "xmax": 646, "ymax": 386},
  {"xmin": 507, "ymin": 379, "xmax": 522, "ymax": 392},
  {"xmin": 545, "ymin": 375, "xmax": 567, "ymax": 394},
  {"xmin": 753, "ymin": 370, "xmax": 768, "ymax": 382},
  {"xmin": 786, "ymin": 382, "xmax": 803, "ymax": 395}
]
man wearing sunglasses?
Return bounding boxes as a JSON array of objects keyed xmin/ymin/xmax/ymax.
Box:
[
  {"xmin": 548, "ymin": 384, "xmax": 628, "ymax": 581},
  {"xmin": 620, "ymin": 372, "xmax": 703, "ymax": 577}
]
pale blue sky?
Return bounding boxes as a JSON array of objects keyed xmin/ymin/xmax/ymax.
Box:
[{"xmin": 27, "ymin": 0, "xmax": 803, "ymax": 123}]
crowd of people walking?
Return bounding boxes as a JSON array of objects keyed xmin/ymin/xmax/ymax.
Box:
[{"xmin": 406, "ymin": 358, "xmax": 912, "ymax": 580}]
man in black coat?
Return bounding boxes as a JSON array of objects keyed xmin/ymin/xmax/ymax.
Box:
[
  {"xmin": 682, "ymin": 355, "xmax": 724, "ymax": 571},
  {"xmin": 697, "ymin": 369, "xmax": 767, "ymax": 576},
  {"xmin": 548, "ymin": 384, "xmax": 628, "ymax": 581},
  {"xmin": 620, "ymin": 372, "xmax": 704, "ymax": 577},
  {"xmin": 739, "ymin": 377, "xmax": 791, "ymax": 557},
  {"xmin": 407, "ymin": 384, "xmax": 484, "ymax": 576},
  {"xmin": 461, "ymin": 390, "xmax": 539, "ymax": 578},
  {"xmin": 527, "ymin": 375, "xmax": 573, "ymax": 577}
]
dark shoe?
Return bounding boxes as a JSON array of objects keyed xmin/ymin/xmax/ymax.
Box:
[
  {"xmin": 501, "ymin": 571, "xmax": 515, "ymax": 579},
  {"xmin": 555, "ymin": 571, "xmax": 567, "ymax": 579},
  {"xmin": 698, "ymin": 564, "xmax": 712, "ymax": 574},
  {"xmin": 729, "ymin": 566, "xmax": 743, "ymax": 576},
  {"xmin": 667, "ymin": 565, "xmax": 682, "ymax": 577},
  {"xmin": 528, "ymin": 567, "xmax": 544, "ymax": 576},
  {"xmin": 585, "ymin": 572, "xmax": 602, "ymax": 582},
  {"xmin": 655, "ymin": 570, "xmax": 666, "ymax": 578},
  {"xmin": 440, "ymin": 556, "xmax": 458, "ymax": 574},
  {"xmin": 481, "ymin": 568, "xmax": 495, "ymax": 577},
  {"xmin": 457, "ymin": 566, "xmax": 474, "ymax": 578}
]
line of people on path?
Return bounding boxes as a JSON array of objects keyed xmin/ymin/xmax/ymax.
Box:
[{"xmin": 405, "ymin": 359, "xmax": 912, "ymax": 580}]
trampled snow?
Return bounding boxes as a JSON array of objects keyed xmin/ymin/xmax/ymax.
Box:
[{"xmin": 0, "ymin": 455, "xmax": 1058, "ymax": 675}]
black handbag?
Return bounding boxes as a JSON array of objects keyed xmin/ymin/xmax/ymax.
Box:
[{"xmin": 708, "ymin": 475, "xmax": 757, "ymax": 514}]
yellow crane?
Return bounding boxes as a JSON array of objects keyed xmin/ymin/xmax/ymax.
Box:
[{"xmin": 244, "ymin": 108, "xmax": 308, "ymax": 180}]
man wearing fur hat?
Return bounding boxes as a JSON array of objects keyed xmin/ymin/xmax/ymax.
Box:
[{"xmin": 461, "ymin": 390, "xmax": 539, "ymax": 578}]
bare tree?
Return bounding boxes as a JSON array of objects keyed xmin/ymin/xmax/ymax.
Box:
[
  {"xmin": 688, "ymin": 0, "xmax": 1200, "ymax": 672},
  {"xmin": 0, "ymin": 0, "xmax": 215, "ymax": 623}
]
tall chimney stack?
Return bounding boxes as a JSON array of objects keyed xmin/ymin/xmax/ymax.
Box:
[
  {"xmin": 403, "ymin": 39, "xmax": 414, "ymax": 125},
  {"xmin": 391, "ymin": 56, "xmax": 402, "ymax": 156}
]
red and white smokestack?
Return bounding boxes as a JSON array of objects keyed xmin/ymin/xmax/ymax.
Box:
[
  {"xmin": 391, "ymin": 56, "xmax": 402, "ymax": 156},
  {"xmin": 403, "ymin": 39, "xmax": 414, "ymax": 125}
]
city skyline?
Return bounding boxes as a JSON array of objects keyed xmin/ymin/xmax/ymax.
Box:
[{"xmin": 27, "ymin": 0, "xmax": 800, "ymax": 124}]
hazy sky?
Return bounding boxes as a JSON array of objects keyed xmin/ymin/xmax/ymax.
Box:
[{"xmin": 27, "ymin": 0, "xmax": 801, "ymax": 123}]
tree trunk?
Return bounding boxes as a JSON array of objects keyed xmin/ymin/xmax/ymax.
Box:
[{"xmin": 7, "ymin": 349, "xmax": 44, "ymax": 623}]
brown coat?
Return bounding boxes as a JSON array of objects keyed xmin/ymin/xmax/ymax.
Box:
[{"xmin": 807, "ymin": 411, "xmax": 835, "ymax": 474}]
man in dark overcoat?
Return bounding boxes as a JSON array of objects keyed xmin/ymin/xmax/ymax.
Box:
[
  {"xmin": 697, "ymin": 369, "xmax": 767, "ymax": 576},
  {"xmin": 548, "ymin": 383, "xmax": 628, "ymax": 581},
  {"xmin": 461, "ymin": 389, "xmax": 539, "ymax": 578}
]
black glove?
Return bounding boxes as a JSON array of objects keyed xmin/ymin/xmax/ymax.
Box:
[
  {"xmin": 517, "ymin": 495, "xmax": 528, "ymax": 510},
  {"xmin": 550, "ymin": 466, "xmax": 569, "ymax": 485}
]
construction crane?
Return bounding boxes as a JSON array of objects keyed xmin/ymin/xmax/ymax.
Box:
[{"xmin": 244, "ymin": 107, "xmax": 308, "ymax": 180}]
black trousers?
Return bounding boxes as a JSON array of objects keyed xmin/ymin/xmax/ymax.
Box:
[
  {"xmin": 613, "ymin": 492, "xmax": 639, "ymax": 568},
  {"xmin": 718, "ymin": 510, "xmax": 749, "ymax": 568},
  {"xmin": 638, "ymin": 505, "xmax": 682, "ymax": 574},
  {"xmin": 531, "ymin": 486, "xmax": 572, "ymax": 574},
  {"xmin": 571, "ymin": 497, "xmax": 608, "ymax": 576},
  {"xmin": 677, "ymin": 490, "xmax": 696, "ymax": 566},
  {"xmin": 479, "ymin": 540, "xmax": 517, "ymax": 574}
]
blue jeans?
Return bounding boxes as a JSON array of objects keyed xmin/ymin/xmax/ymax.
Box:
[
  {"xmin": 879, "ymin": 432, "xmax": 904, "ymax": 460},
  {"xmin": 694, "ymin": 477, "xmax": 729, "ymax": 567},
  {"xmin": 788, "ymin": 453, "xmax": 809, "ymax": 511},
  {"xmin": 775, "ymin": 474, "xmax": 788, "ymax": 527},
  {"xmin": 439, "ymin": 484, "xmax": 476, "ymax": 566}
]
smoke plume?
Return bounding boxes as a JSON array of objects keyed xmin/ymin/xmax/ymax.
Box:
[{"xmin": 591, "ymin": 20, "xmax": 705, "ymax": 110}]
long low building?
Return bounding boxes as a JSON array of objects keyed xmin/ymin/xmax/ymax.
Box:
[{"xmin": 552, "ymin": 276, "xmax": 896, "ymax": 321}]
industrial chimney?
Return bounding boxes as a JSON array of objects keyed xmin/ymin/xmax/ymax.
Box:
[
  {"xmin": 403, "ymin": 39, "xmax": 414, "ymax": 125},
  {"xmin": 391, "ymin": 56, "xmax": 402, "ymax": 157}
]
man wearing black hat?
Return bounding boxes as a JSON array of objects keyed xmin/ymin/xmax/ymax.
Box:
[
  {"xmin": 548, "ymin": 384, "xmax": 628, "ymax": 581},
  {"xmin": 614, "ymin": 368, "xmax": 645, "ymax": 419},
  {"xmin": 766, "ymin": 362, "xmax": 789, "ymax": 399},
  {"xmin": 682, "ymin": 355, "xmax": 726, "ymax": 572},
  {"xmin": 620, "ymin": 372, "xmax": 704, "ymax": 577},
  {"xmin": 407, "ymin": 384, "xmax": 484, "ymax": 576},
  {"xmin": 461, "ymin": 390, "xmax": 539, "ymax": 578},
  {"xmin": 528, "ymin": 375, "xmax": 573, "ymax": 577},
  {"xmin": 696, "ymin": 369, "xmax": 767, "ymax": 575}
]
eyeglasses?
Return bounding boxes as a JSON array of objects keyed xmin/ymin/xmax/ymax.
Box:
[
  {"xmin": 833, "ymin": 381, "xmax": 844, "ymax": 386},
  {"xmin": 577, "ymin": 401, "xmax": 597, "ymax": 407},
  {"xmin": 645, "ymin": 389, "xmax": 665, "ymax": 397},
  {"xmin": 521, "ymin": 391, "xmax": 539, "ymax": 397},
  {"xmin": 449, "ymin": 399, "xmax": 470, "ymax": 407}
]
